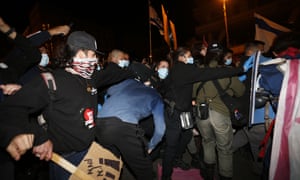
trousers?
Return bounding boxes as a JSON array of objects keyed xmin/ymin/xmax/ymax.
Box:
[{"xmin": 96, "ymin": 117, "xmax": 154, "ymax": 180}]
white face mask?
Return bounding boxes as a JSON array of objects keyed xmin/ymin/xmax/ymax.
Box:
[
  {"xmin": 39, "ymin": 53, "xmax": 49, "ymax": 67},
  {"xmin": 186, "ymin": 57, "xmax": 194, "ymax": 64},
  {"xmin": 225, "ymin": 58, "xmax": 232, "ymax": 65},
  {"xmin": 118, "ymin": 60, "xmax": 130, "ymax": 68},
  {"xmin": 157, "ymin": 67, "xmax": 169, "ymax": 79}
]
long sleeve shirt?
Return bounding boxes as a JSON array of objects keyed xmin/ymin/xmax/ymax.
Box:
[
  {"xmin": 0, "ymin": 69, "xmax": 98, "ymax": 152},
  {"xmin": 98, "ymin": 79, "xmax": 166, "ymax": 150},
  {"xmin": 164, "ymin": 61, "xmax": 244, "ymax": 112},
  {"xmin": 0, "ymin": 33, "xmax": 41, "ymax": 83}
]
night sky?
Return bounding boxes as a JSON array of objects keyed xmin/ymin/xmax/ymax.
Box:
[{"xmin": 1, "ymin": 0, "xmax": 195, "ymax": 61}]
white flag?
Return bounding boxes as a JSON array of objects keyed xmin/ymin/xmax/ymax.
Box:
[{"xmin": 269, "ymin": 59, "xmax": 300, "ymax": 180}]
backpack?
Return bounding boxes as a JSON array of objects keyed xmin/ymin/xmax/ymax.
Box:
[
  {"xmin": 212, "ymin": 78, "xmax": 248, "ymax": 129},
  {"xmin": 37, "ymin": 72, "xmax": 56, "ymax": 129}
]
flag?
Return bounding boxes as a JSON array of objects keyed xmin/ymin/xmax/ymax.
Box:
[
  {"xmin": 202, "ymin": 35, "xmax": 208, "ymax": 48},
  {"xmin": 254, "ymin": 13, "xmax": 291, "ymax": 52},
  {"xmin": 269, "ymin": 59, "xmax": 300, "ymax": 180},
  {"xmin": 149, "ymin": 4, "xmax": 164, "ymax": 35},
  {"xmin": 161, "ymin": 4, "xmax": 177, "ymax": 50}
]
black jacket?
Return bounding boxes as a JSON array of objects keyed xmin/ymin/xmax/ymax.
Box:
[
  {"xmin": 0, "ymin": 65, "xmax": 135, "ymax": 153},
  {"xmin": 164, "ymin": 61, "xmax": 244, "ymax": 112},
  {"xmin": 0, "ymin": 33, "xmax": 41, "ymax": 83}
]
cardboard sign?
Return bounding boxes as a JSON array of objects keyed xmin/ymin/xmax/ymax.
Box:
[{"xmin": 69, "ymin": 142, "xmax": 123, "ymax": 180}]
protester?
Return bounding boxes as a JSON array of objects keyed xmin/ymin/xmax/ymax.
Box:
[
  {"xmin": 152, "ymin": 58, "xmax": 170, "ymax": 91},
  {"xmin": 107, "ymin": 49, "xmax": 130, "ymax": 69},
  {"xmin": 222, "ymin": 47, "xmax": 234, "ymax": 67},
  {"xmin": 0, "ymin": 30, "xmax": 134, "ymax": 180},
  {"xmin": 138, "ymin": 58, "xmax": 170, "ymax": 161},
  {"xmin": 14, "ymin": 26, "xmax": 71, "ymax": 179},
  {"xmin": 191, "ymin": 41, "xmax": 208, "ymax": 66},
  {"xmin": 0, "ymin": 17, "xmax": 41, "ymax": 84},
  {"xmin": 96, "ymin": 71, "xmax": 166, "ymax": 180},
  {"xmin": 0, "ymin": 16, "xmax": 41, "ymax": 180},
  {"xmin": 96, "ymin": 48, "xmax": 135, "ymax": 113},
  {"xmin": 160, "ymin": 46, "xmax": 253, "ymax": 180}
]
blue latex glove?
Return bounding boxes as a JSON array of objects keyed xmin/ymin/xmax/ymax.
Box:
[
  {"xmin": 238, "ymin": 74, "xmax": 247, "ymax": 82},
  {"xmin": 243, "ymin": 54, "xmax": 254, "ymax": 72}
]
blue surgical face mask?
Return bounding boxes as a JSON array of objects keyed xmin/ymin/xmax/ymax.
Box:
[
  {"xmin": 118, "ymin": 60, "xmax": 130, "ymax": 68},
  {"xmin": 39, "ymin": 53, "xmax": 49, "ymax": 67},
  {"xmin": 186, "ymin": 57, "xmax": 194, "ymax": 64},
  {"xmin": 157, "ymin": 67, "xmax": 169, "ymax": 79},
  {"xmin": 225, "ymin": 58, "xmax": 232, "ymax": 65}
]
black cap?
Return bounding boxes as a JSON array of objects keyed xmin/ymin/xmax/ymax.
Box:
[
  {"xmin": 208, "ymin": 42, "xmax": 223, "ymax": 53},
  {"xmin": 128, "ymin": 62, "xmax": 153, "ymax": 83},
  {"xmin": 67, "ymin": 31, "xmax": 104, "ymax": 55}
]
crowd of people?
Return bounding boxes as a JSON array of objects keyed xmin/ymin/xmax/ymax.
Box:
[{"xmin": 0, "ymin": 15, "xmax": 300, "ymax": 180}]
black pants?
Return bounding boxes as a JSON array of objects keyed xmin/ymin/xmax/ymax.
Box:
[
  {"xmin": 96, "ymin": 117, "xmax": 153, "ymax": 180},
  {"xmin": 0, "ymin": 148, "xmax": 15, "ymax": 180},
  {"xmin": 161, "ymin": 108, "xmax": 193, "ymax": 178}
]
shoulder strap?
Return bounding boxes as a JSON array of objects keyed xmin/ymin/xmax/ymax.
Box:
[
  {"xmin": 38, "ymin": 72, "xmax": 56, "ymax": 130},
  {"xmin": 195, "ymin": 82, "xmax": 206, "ymax": 98},
  {"xmin": 212, "ymin": 78, "xmax": 231, "ymax": 96},
  {"xmin": 40, "ymin": 72, "xmax": 56, "ymax": 100}
]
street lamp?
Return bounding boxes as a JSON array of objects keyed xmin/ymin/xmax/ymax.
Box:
[{"xmin": 222, "ymin": 0, "xmax": 230, "ymax": 47}]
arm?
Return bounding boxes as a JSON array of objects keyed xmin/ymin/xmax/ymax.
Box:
[
  {"xmin": 0, "ymin": 17, "xmax": 16, "ymax": 39},
  {"xmin": 94, "ymin": 64, "xmax": 136, "ymax": 88},
  {"xmin": 174, "ymin": 55, "xmax": 254, "ymax": 85},
  {"xmin": 148, "ymin": 97, "xmax": 165, "ymax": 152},
  {"xmin": 0, "ymin": 17, "xmax": 41, "ymax": 82},
  {"xmin": 27, "ymin": 24, "xmax": 71, "ymax": 46},
  {"xmin": 0, "ymin": 75, "xmax": 51, "ymax": 150},
  {"xmin": 0, "ymin": 83, "xmax": 22, "ymax": 95},
  {"xmin": 6, "ymin": 134, "xmax": 34, "ymax": 161},
  {"xmin": 32, "ymin": 140, "xmax": 53, "ymax": 161},
  {"xmin": 229, "ymin": 76, "xmax": 246, "ymax": 97}
]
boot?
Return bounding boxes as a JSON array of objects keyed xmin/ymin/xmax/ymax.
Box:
[
  {"xmin": 190, "ymin": 153, "xmax": 205, "ymax": 170},
  {"xmin": 219, "ymin": 174, "xmax": 232, "ymax": 180},
  {"xmin": 200, "ymin": 163, "xmax": 215, "ymax": 180},
  {"xmin": 173, "ymin": 158, "xmax": 191, "ymax": 170},
  {"xmin": 161, "ymin": 176, "xmax": 172, "ymax": 180}
]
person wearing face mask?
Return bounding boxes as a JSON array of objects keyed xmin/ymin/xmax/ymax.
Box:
[
  {"xmin": 0, "ymin": 18, "xmax": 71, "ymax": 180},
  {"xmin": 95, "ymin": 49, "xmax": 136, "ymax": 114},
  {"xmin": 0, "ymin": 16, "xmax": 42, "ymax": 180},
  {"xmin": 0, "ymin": 31, "xmax": 136, "ymax": 180},
  {"xmin": 152, "ymin": 58, "xmax": 170, "ymax": 88},
  {"xmin": 157, "ymin": 66, "xmax": 168, "ymax": 79},
  {"xmin": 160, "ymin": 46, "xmax": 254, "ymax": 180},
  {"xmin": 18, "ymin": 46, "xmax": 52, "ymax": 85},
  {"xmin": 39, "ymin": 46, "xmax": 50, "ymax": 67},
  {"xmin": 223, "ymin": 48, "xmax": 234, "ymax": 67},
  {"xmin": 106, "ymin": 49, "xmax": 130, "ymax": 69},
  {"xmin": 136, "ymin": 59, "xmax": 170, "ymax": 162}
]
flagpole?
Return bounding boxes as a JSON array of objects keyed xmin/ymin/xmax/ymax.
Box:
[
  {"xmin": 149, "ymin": 23, "xmax": 153, "ymax": 64},
  {"xmin": 148, "ymin": 0, "xmax": 153, "ymax": 64}
]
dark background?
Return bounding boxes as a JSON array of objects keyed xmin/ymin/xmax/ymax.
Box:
[
  {"xmin": 1, "ymin": 0, "xmax": 299, "ymax": 61},
  {"xmin": 0, "ymin": 0, "xmax": 195, "ymax": 61}
]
